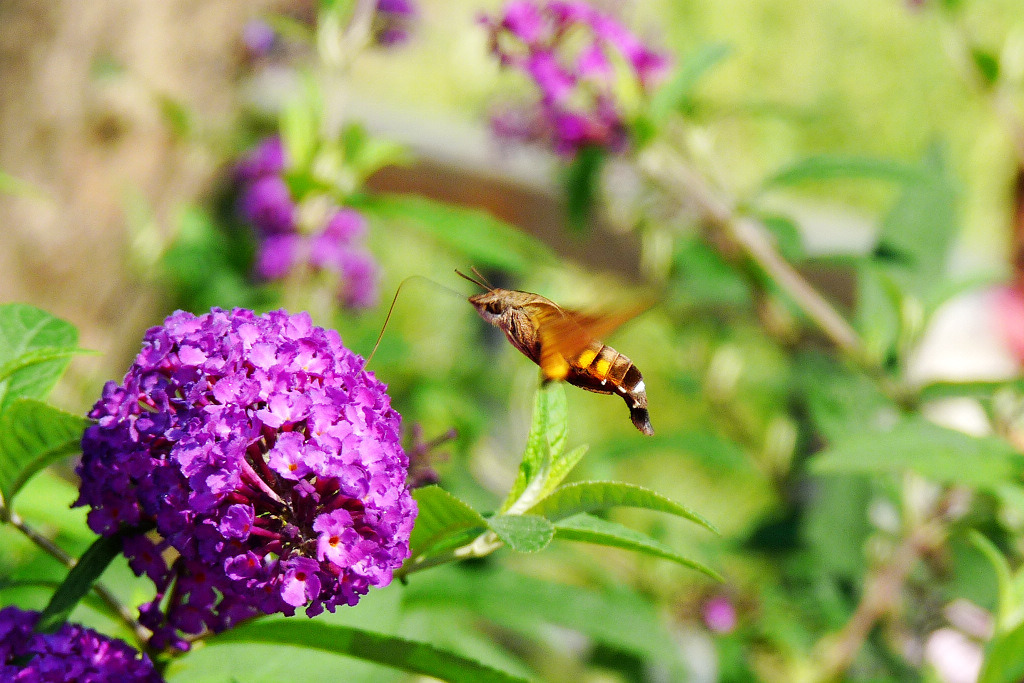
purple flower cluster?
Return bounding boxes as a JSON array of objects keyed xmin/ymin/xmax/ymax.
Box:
[
  {"xmin": 483, "ymin": 1, "xmax": 670, "ymax": 156},
  {"xmin": 0, "ymin": 607, "xmax": 163, "ymax": 682},
  {"xmin": 236, "ymin": 138, "xmax": 380, "ymax": 309},
  {"xmin": 76, "ymin": 308, "xmax": 416, "ymax": 650}
]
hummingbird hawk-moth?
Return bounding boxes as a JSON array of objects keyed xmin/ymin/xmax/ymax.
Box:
[{"xmin": 458, "ymin": 270, "xmax": 653, "ymax": 436}]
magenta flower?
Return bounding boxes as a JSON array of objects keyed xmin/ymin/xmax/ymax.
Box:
[
  {"xmin": 702, "ymin": 595, "xmax": 737, "ymax": 634},
  {"xmin": 0, "ymin": 607, "xmax": 163, "ymax": 682},
  {"xmin": 375, "ymin": 0, "xmax": 418, "ymax": 46},
  {"xmin": 76, "ymin": 308, "xmax": 416, "ymax": 650},
  {"xmin": 483, "ymin": 1, "xmax": 670, "ymax": 156}
]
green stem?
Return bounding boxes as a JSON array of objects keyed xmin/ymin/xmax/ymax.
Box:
[{"xmin": 2, "ymin": 507, "xmax": 149, "ymax": 645}]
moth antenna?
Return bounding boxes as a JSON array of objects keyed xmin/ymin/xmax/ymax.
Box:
[
  {"xmin": 470, "ymin": 266, "xmax": 496, "ymax": 290},
  {"xmin": 363, "ymin": 275, "xmax": 463, "ymax": 371},
  {"xmin": 455, "ymin": 268, "xmax": 492, "ymax": 291}
]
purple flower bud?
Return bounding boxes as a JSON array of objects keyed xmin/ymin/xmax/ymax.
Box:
[
  {"xmin": 0, "ymin": 607, "xmax": 163, "ymax": 681},
  {"xmin": 240, "ymin": 176, "xmax": 295, "ymax": 235},
  {"xmin": 375, "ymin": 0, "xmax": 418, "ymax": 47},
  {"xmin": 702, "ymin": 595, "xmax": 737, "ymax": 634},
  {"xmin": 322, "ymin": 208, "xmax": 368, "ymax": 244},
  {"xmin": 76, "ymin": 308, "xmax": 416, "ymax": 647},
  {"xmin": 255, "ymin": 233, "xmax": 299, "ymax": 280},
  {"xmin": 235, "ymin": 136, "xmax": 286, "ymax": 183},
  {"xmin": 242, "ymin": 19, "xmax": 277, "ymax": 59},
  {"xmin": 337, "ymin": 248, "xmax": 380, "ymax": 310}
]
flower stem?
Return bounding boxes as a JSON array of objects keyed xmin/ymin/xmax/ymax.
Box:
[{"xmin": 2, "ymin": 507, "xmax": 149, "ymax": 645}]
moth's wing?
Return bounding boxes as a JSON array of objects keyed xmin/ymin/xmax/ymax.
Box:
[{"xmin": 529, "ymin": 302, "xmax": 648, "ymax": 381}]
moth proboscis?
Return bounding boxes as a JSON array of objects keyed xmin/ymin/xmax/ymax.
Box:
[{"xmin": 458, "ymin": 269, "xmax": 654, "ymax": 436}]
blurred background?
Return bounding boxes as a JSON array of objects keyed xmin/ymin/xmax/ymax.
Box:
[{"xmin": 4, "ymin": 0, "xmax": 1024, "ymax": 681}]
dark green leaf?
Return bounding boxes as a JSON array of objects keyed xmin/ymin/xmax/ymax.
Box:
[
  {"xmin": 35, "ymin": 534, "xmax": 123, "ymax": 634},
  {"xmin": 501, "ymin": 383, "xmax": 567, "ymax": 513},
  {"xmin": 528, "ymin": 481, "xmax": 717, "ymax": 533},
  {"xmin": 0, "ymin": 305, "xmax": 78, "ymax": 412},
  {"xmin": 487, "ymin": 514, "xmax": 554, "ymax": 553},
  {"xmin": 356, "ymin": 194, "xmax": 556, "ymax": 274},
  {"xmin": 212, "ymin": 620, "xmax": 528, "ymax": 683},
  {"xmin": 795, "ymin": 352, "xmax": 894, "ymax": 441},
  {"xmin": 650, "ymin": 42, "xmax": 732, "ymax": 121},
  {"xmin": 809, "ymin": 417, "xmax": 1024, "ymax": 488},
  {"xmin": 761, "ymin": 155, "xmax": 929, "ymax": 190},
  {"xmin": 0, "ymin": 399, "xmax": 88, "ymax": 505},
  {"xmin": 554, "ymin": 513, "xmax": 720, "ymax": 579},
  {"xmin": 404, "ymin": 564, "xmax": 685, "ymax": 670},
  {"xmin": 972, "ymin": 48, "xmax": 1000, "ymax": 87},
  {"xmin": 980, "ymin": 619, "xmax": 1024, "ymax": 683},
  {"xmin": 409, "ymin": 486, "xmax": 487, "ymax": 559},
  {"xmin": 563, "ymin": 145, "xmax": 605, "ymax": 234}
]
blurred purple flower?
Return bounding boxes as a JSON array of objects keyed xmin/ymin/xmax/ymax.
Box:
[
  {"xmin": 76, "ymin": 308, "xmax": 416, "ymax": 649},
  {"xmin": 242, "ymin": 19, "xmax": 277, "ymax": 59},
  {"xmin": 702, "ymin": 595, "xmax": 737, "ymax": 634},
  {"xmin": 483, "ymin": 1, "xmax": 670, "ymax": 156},
  {"xmin": 235, "ymin": 136, "xmax": 286, "ymax": 183},
  {"xmin": 0, "ymin": 607, "xmax": 163, "ymax": 681},
  {"xmin": 239, "ymin": 176, "xmax": 295, "ymax": 235},
  {"xmin": 337, "ymin": 248, "xmax": 380, "ymax": 310},
  {"xmin": 375, "ymin": 0, "xmax": 418, "ymax": 47},
  {"xmin": 255, "ymin": 234, "xmax": 300, "ymax": 280}
]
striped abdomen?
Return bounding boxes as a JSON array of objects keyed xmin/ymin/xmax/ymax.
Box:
[{"xmin": 566, "ymin": 342, "xmax": 653, "ymax": 436}]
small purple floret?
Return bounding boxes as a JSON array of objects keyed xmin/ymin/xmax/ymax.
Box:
[
  {"xmin": 0, "ymin": 607, "xmax": 163, "ymax": 682},
  {"xmin": 76, "ymin": 308, "xmax": 416, "ymax": 648}
]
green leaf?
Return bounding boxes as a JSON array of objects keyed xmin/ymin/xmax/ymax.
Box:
[
  {"xmin": 540, "ymin": 444, "xmax": 588, "ymax": 498},
  {"xmin": 409, "ymin": 486, "xmax": 488, "ymax": 559},
  {"xmin": 809, "ymin": 417, "xmax": 1024, "ymax": 489},
  {"xmin": 795, "ymin": 351, "xmax": 894, "ymax": 441},
  {"xmin": 650, "ymin": 42, "xmax": 732, "ymax": 122},
  {"xmin": 972, "ymin": 48, "xmax": 1001, "ymax": 87},
  {"xmin": 855, "ymin": 260, "xmax": 902, "ymax": 365},
  {"xmin": 0, "ymin": 399, "xmax": 88, "ymax": 506},
  {"xmin": 554, "ymin": 513, "xmax": 721, "ymax": 579},
  {"xmin": 563, "ymin": 145, "xmax": 605, "ymax": 234},
  {"xmin": 0, "ymin": 305, "xmax": 78, "ymax": 412},
  {"xmin": 527, "ymin": 481, "xmax": 718, "ymax": 534},
  {"xmin": 35, "ymin": 534, "xmax": 123, "ymax": 634},
  {"xmin": 212, "ymin": 620, "xmax": 528, "ymax": 683},
  {"xmin": 980, "ymin": 619, "xmax": 1024, "ymax": 683},
  {"xmin": 972, "ymin": 531, "xmax": 1017, "ymax": 633},
  {"xmin": 404, "ymin": 564, "xmax": 685, "ymax": 671},
  {"xmin": 356, "ymin": 194, "xmax": 556, "ymax": 275},
  {"xmin": 917, "ymin": 379, "xmax": 1024, "ymax": 404},
  {"xmin": 0, "ymin": 170, "xmax": 49, "ymax": 201},
  {"xmin": 279, "ymin": 74, "xmax": 322, "ymax": 172},
  {"xmin": 873, "ymin": 143, "xmax": 958, "ymax": 303},
  {"xmin": 501, "ymin": 383, "xmax": 567, "ymax": 513},
  {"xmin": 487, "ymin": 514, "xmax": 554, "ymax": 553},
  {"xmin": 761, "ymin": 155, "xmax": 929, "ymax": 190}
]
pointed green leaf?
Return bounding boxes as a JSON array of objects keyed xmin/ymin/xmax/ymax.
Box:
[
  {"xmin": 808, "ymin": 417, "xmax": 1024, "ymax": 489},
  {"xmin": 972, "ymin": 531, "xmax": 1017, "ymax": 634},
  {"xmin": 761, "ymin": 155, "xmax": 929, "ymax": 190},
  {"xmin": 35, "ymin": 534, "xmax": 123, "ymax": 634},
  {"xmin": 0, "ymin": 399, "xmax": 88, "ymax": 505},
  {"xmin": 528, "ymin": 481, "xmax": 717, "ymax": 534},
  {"xmin": 980, "ymin": 619, "xmax": 1024, "ymax": 683},
  {"xmin": 0, "ymin": 305, "xmax": 78, "ymax": 412},
  {"xmin": 409, "ymin": 486, "xmax": 488, "ymax": 559},
  {"xmin": 211, "ymin": 620, "xmax": 528, "ymax": 683},
  {"xmin": 563, "ymin": 145, "xmax": 605, "ymax": 234},
  {"xmin": 501, "ymin": 383, "xmax": 567, "ymax": 513},
  {"xmin": 355, "ymin": 193, "xmax": 556, "ymax": 274},
  {"xmin": 488, "ymin": 514, "xmax": 554, "ymax": 553},
  {"xmin": 554, "ymin": 513, "xmax": 721, "ymax": 580},
  {"xmin": 540, "ymin": 444, "xmax": 589, "ymax": 498},
  {"xmin": 650, "ymin": 42, "xmax": 732, "ymax": 122}
]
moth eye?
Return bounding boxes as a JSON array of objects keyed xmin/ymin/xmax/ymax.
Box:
[{"xmin": 486, "ymin": 302, "xmax": 502, "ymax": 315}]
